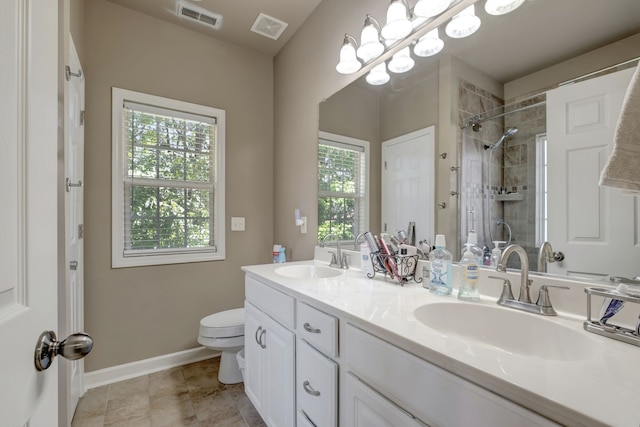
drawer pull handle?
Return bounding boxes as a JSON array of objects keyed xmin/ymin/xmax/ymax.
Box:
[
  {"xmin": 303, "ymin": 380, "xmax": 321, "ymax": 397},
  {"xmin": 303, "ymin": 323, "xmax": 321, "ymax": 334},
  {"xmin": 259, "ymin": 329, "xmax": 267, "ymax": 349},
  {"xmin": 255, "ymin": 326, "xmax": 262, "ymax": 347}
]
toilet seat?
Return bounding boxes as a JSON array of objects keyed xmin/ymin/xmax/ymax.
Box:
[{"xmin": 199, "ymin": 308, "xmax": 244, "ymax": 338}]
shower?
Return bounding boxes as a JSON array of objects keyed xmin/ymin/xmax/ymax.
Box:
[
  {"xmin": 486, "ymin": 127, "xmax": 518, "ymax": 246},
  {"xmin": 484, "ymin": 127, "xmax": 518, "ymax": 150}
]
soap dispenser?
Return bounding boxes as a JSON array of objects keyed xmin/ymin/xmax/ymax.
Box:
[
  {"xmin": 461, "ymin": 231, "xmax": 484, "ymax": 267},
  {"xmin": 458, "ymin": 243, "xmax": 479, "ymax": 301},
  {"xmin": 490, "ymin": 241, "xmax": 506, "ymax": 267},
  {"xmin": 428, "ymin": 235, "xmax": 453, "ymax": 296}
]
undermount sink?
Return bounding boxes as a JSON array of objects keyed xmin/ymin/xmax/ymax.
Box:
[
  {"xmin": 275, "ymin": 264, "xmax": 343, "ymax": 279},
  {"xmin": 414, "ymin": 302, "xmax": 592, "ymax": 361}
]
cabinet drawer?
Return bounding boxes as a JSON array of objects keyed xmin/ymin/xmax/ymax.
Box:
[
  {"xmin": 345, "ymin": 324, "xmax": 560, "ymax": 427},
  {"xmin": 344, "ymin": 373, "xmax": 427, "ymax": 427},
  {"xmin": 297, "ymin": 302, "xmax": 338, "ymax": 357},
  {"xmin": 245, "ymin": 275, "xmax": 294, "ymax": 330},
  {"xmin": 297, "ymin": 339, "xmax": 338, "ymax": 427}
]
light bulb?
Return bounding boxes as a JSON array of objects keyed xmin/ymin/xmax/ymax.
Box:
[
  {"xmin": 445, "ymin": 4, "xmax": 481, "ymax": 39},
  {"xmin": 414, "ymin": 28, "xmax": 444, "ymax": 57},
  {"xmin": 388, "ymin": 46, "xmax": 414, "ymax": 73},
  {"xmin": 485, "ymin": 0, "xmax": 525, "ymax": 15},
  {"xmin": 357, "ymin": 20, "xmax": 384, "ymax": 62},
  {"xmin": 381, "ymin": 1, "xmax": 412, "ymax": 41},
  {"xmin": 414, "ymin": 0, "xmax": 453, "ymax": 18},
  {"xmin": 366, "ymin": 62, "xmax": 390, "ymax": 85},
  {"xmin": 336, "ymin": 35, "xmax": 362, "ymax": 74}
]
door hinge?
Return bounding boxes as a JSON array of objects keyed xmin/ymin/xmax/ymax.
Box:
[
  {"xmin": 80, "ymin": 110, "xmax": 85, "ymax": 126},
  {"xmin": 78, "ymin": 224, "xmax": 84, "ymax": 239}
]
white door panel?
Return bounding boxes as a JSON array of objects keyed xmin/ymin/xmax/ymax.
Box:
[
  {"xmin": 0, "ymin": 1, "xmax": 59, "ymax": 425},
  {"xmin": 382, "ymin": 126, "xmax": 435, "ymax": 243},
  {"xmin": 547, "ymin": 67, "xmax": 638, "ymax": 278}
]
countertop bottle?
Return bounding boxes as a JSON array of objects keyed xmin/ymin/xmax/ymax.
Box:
[
  {"xmin": 429, "ymin": 235, "xmax": 452, "ymax": 296},
  {"xmin": 458, "ymin": 243, "xmax": 479, "ymax": 301},
  {"xmin": 461, "ymin": 231, "xmax": 483, "ymax": 266}
]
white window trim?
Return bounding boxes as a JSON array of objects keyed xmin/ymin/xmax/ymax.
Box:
[
  {"xmin": 318, "ymin": 131, "xmax": 370, "ymax": 245},
  {"xmin": 535, "ymin": 133, "xmax": 547, "ymax": 247},
  {"xmin": 111, "ymin": 87, "xmax": 225, "ymax": 268}
]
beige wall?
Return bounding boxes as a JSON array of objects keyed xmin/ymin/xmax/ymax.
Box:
[{"xmin": 83, "ymin": 0, "xmax": 274, "ymax": 371}]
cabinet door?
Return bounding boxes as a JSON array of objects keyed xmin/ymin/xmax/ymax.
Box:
[
  {"xmin": 244, "ymin": 302, "xmax": 266, "ymax": 416},
  {"xmin": 297, "ymin": 339, "xmax": 337, "ymax": 427},
  {"xmin": 345, "ymin": 373, "xmax": 427, "ymax": 427},
  {"xmin": 263, "ymin": 312, "xmax": 296, "ymax": 427}
]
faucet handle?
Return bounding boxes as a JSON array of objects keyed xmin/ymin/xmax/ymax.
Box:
[
  {"xmin": 489, "ymin": 276, "xmax": 514, "ymax": 301},
  {"xmin": 340, "ymin": 253, "xmax": 350, "ymax": 269},
  {"xmin": 536, "ymin": 284, "xmax": 569, "ymax": 308},
  {"xmin": 328, "ymin": 251, "xmax": 340, "ymax": 268}
]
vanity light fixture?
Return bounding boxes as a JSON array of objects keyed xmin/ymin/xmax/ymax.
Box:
[
  {"xmin": 414, "ymin": 28, "xmax": 444, "ymax": 57},
  {"xmin": 357, "ymin": 15, "xmax": 385, "ymax": 62},
  {"xmin": 484, "ymin": 0, "xmax": 525, "ymax": 15},
  {"xmin": 336, "ymin": 34, "xmax": 362, "ymax": 74},
  {"xmin": 414, "ymin": 0, "xmax": 453, "ymax": 19},
  {"xmin": 445, "ymin": 4, "xmax": 481, "ymax": 38},
  {"xmin": 388, "ymin": 46, "xmax": 415, "ymax": 73},
  {"xmin": 381, "ymin": 0, "xmax": 413, "ymax": 41},
  {"xmin": 366, "ymin": 62, "xmax": 391, "ymax": 85}
]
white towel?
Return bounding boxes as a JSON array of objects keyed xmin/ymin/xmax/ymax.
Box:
[{"xmin": 599, "ymin": 65, "xmax": 640, "ymax": 194}]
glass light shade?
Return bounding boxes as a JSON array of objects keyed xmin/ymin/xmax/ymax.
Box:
[
  {"xmin": 357, "ymin": 25, "xmax": 384, "ymax": 62},
  {"xmin": 381, "ymin": 1, "xmax": 412, "ymax": 41},
  {"xmin": 485, "ymin": 0, "xmax": 525, "ymax": 15},
  {"xmin": 414, "ymin": 0, "xmax": 453, "ymax": 18},
  {"xmin": 336, "ymin": 37, "xmax": 362, "ymax": 74},
  {"xmin": 445, "ymin": 5, "xmax": 481, "ymax": 39},
  {"xmin": 414, "ymin": 28, "xmax": 444, "ymax": 57},
  {"xmin": 388, "ymin": 47, "xmax": 414, "ymax": 73},
  {"xmin": 366, "ymin": 62, "xmax": 390, "ymax": 85}
]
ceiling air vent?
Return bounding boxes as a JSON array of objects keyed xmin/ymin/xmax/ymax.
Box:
[
  {"xmin": 251, "ymin": 13, "xmax": 288, "ymax": 40},
  {"xmin": 177, "ymin": 2, "xmax": 223, "ymax": 30}
]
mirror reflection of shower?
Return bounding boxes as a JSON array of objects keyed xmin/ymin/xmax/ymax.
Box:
[{"xmin": 484, "ymin": 127, "xmax": 517, "ymax": 246}]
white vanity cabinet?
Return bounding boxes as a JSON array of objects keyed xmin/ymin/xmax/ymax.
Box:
[
  {"xmin": 244, "ymin": 276, "xmax": 295, "ymax": 427},
  {"xmin": 345, "ymin": 324, "xmax": 561, "ymax": 427},
  {"xmin": 296, "ymin": 302, "xmax": 339, "ymax": 426}
]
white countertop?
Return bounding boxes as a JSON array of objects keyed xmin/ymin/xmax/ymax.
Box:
[{"xmin": 242, "ymin": 259, "xmax": 640, "ymax": 427}]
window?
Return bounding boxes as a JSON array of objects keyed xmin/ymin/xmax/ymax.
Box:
[
  {"xmin": 318, "ymin": 132, "xmax": 369, "ymax": 244},
  {"xmin": 112, "ymin": 88, "xmax": 225, "ymax": 267}
]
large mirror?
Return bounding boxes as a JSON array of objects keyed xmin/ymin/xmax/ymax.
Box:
[{"xmin": 318, "ymin": 0, "xmax": 640, "ymax": 279}]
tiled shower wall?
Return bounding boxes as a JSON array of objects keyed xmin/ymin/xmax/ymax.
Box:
[{"xmin": 458, "ymin": 79, "xmax": 547, "ymax": 268}]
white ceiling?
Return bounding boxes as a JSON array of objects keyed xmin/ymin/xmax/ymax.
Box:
[
  {"xmin": 105, "ymin": 0, "xmax": 640, "ymax": 81},
  {"xmin": 104, "ymin": 0, "xmax": 323, "ymax": 56}
]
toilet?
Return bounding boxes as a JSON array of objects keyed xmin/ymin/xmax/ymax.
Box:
[{"xmin": 198, "ymin": 308, "xmax": 245, "ymax": 384}]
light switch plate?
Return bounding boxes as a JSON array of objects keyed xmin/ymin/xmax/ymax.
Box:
[{"xmin": 231, "ymin": 217, "xmax": 245, "ymax": 231}]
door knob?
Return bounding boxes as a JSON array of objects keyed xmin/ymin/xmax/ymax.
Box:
[{"xmin": 34, "ymin": 330, "xmax": 93, "ymax": 372}]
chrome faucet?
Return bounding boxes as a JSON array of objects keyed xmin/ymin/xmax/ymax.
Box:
[
  {"xmin": 492, "ymin": 244, "xmax": 569, "ymax": 316},
  {"xmin": 321, "ymin": 233, "xmax": 349, "ymax": 269},
  {"xmin": 537, "ymin": 241, "xmax": 565, "ymax": 273},
  {"xmin": 354, "ymin": 232, "xmax": 367, "ymax": 250},
  {"xmin": 496, "ymin": 244, "xmax": 532, "ymax": 303}
]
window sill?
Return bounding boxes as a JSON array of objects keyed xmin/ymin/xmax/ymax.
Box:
[{"xmin": 112, "ymin": 250, "xmax": 225, "ymax": 268}]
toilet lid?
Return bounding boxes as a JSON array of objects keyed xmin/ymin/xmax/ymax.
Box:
[{"xmin": 200, "ymin": 308, "xmax": 244, "ymax": 338}]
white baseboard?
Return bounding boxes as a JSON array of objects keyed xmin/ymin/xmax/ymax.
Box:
[{"xmin": 84, "ymin": 346, "xmax": 221, "ymax": 390}]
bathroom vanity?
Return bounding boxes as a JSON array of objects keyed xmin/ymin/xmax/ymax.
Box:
[{"xmin": 242, "ymin": 258, "xmax": 640, "ymax": 427}]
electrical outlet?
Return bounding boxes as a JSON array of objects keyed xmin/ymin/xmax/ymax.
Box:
[{"xmin": 231, "ymin": 217, "xmax": 245, "ymax": 231}]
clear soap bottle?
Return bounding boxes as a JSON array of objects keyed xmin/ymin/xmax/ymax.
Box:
[
  {"xmin": 458, "ymin": 243, "xmax": 480, "ymax": 301},
  {"xmin": 490, "ymin": 241, "xmax": 506, "ymax": 267},
  {"xmin": 461, "ymin": 231, "xmax": 483, "ymax": 267},
  {"xmin": 428, "ymin": 235, "xmax": 452, "ymax": 296}
]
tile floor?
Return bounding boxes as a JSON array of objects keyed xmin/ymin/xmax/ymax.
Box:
[{"xmin": 71, "ymin": 357, "xmax": 265, "ymax": 427}]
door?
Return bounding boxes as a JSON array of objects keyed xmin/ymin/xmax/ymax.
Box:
[
  {"xmin": 62, "ymin": 36, "xmax": 86, "ymax": 423},
  {"xmin": 547, "ymin": 67, "xmax": 638, "ymax": 279},
  {"xmin": 0, "ymin": 1, "xmax": 60, "ymax": 425},
  {"xmin": 381, "ymin": 126, "xmax": 435, "ymax": 244},
  {"xmin": 244, "ymin": 302, "xmax": 266, "ymax": 416},
  {"xmin": 263, "ymin": 312, "xmax": 295, "ymax": 427}
]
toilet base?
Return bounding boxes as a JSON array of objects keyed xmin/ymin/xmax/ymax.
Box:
[{"xmin": 218, "ymin": 350, "xmax": 243, "ymax": 384}]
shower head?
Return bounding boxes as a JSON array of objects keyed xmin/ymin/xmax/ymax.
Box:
[{"xmin": 484, "ymin": 127, "xmax": 518, "ymax": 150}]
